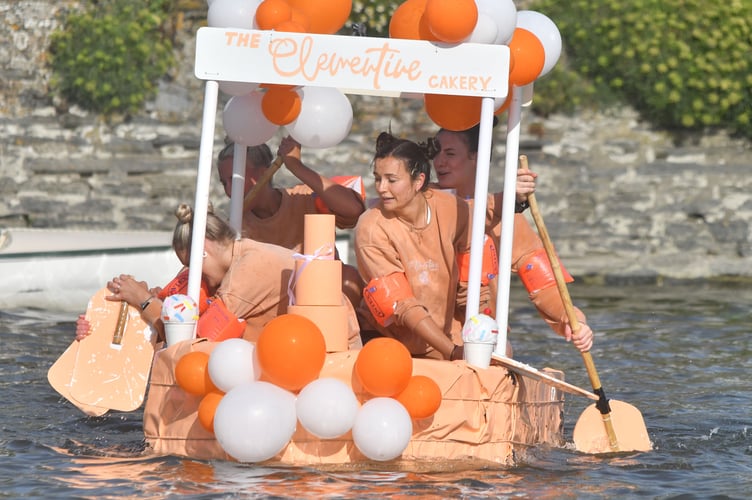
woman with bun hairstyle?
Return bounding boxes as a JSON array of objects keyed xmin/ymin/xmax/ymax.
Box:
[
  {"xmin": 76, "ymin": 203, "xmax": 361, "ymax": 347},
  {"xmin": 354, "ymin": 131, "xmax": 532, "ymax": 360},
  {"xmin": 172, "ymin": 203, "xmax": 361, "ymax": 346}
]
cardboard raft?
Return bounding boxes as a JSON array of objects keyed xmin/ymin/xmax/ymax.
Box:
[{"xmin": 143, "ymin": 340, "xmax": 565, "ymax": 468}]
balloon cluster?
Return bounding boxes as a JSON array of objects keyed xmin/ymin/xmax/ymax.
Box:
[
  {"xmin": 207, "ymin": 0, "xmax": 355, "ymax": 148},
  {"xmin": 352, "ymin": 337, "xmax": 442, "ymax": 460},
  {"xmin": 389, "ymin": 0, "xmax": 563, "ymax": 130},
  {"xmin": 173, "ymin": 314, "xmax": 442, "ymax": 463},
  {"xmin": 208, "ymin": 0, "xmax": 563, "ymax": 142}
]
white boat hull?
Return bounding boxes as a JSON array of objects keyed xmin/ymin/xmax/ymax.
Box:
[{"xmin": 0, "ymin": 228, "xmax": 182, "ymax": 312}]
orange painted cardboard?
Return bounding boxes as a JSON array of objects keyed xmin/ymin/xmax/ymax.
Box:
[
  {"xmin": 303, "ymin": 214, "xmax": 336, "ymax": 257},
  {"xmin": 288, "ymin": 304, "xmax": 349, "ymax": 352},
  {"xmin": 48, "ymin": 340, "xmax": 109, "ymax": 417},
  {"xmin": 55, "ymin": 288, "xmax": 157, "ymax": 413},
  {"xmin": 292, "ymin": 259, "xmax": 342, "ymax": 305}
]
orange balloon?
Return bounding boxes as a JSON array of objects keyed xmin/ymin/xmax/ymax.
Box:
[
  {"xmin": 424, "ymin": 0, "xmax": 478, "ymax": 43},
  {"xmin": 260, "ymin": 82, "xmax": 297, "ymax": 91},
  {"xmin": 417, "ymin": 10, "xmax": 440, "ymax": 41},
  {"xmin": 256, "ymin": 314, "xmax": 326, "ymax": 392},
  {"xmin": 354, "ymin": 338, "xmax": 413, "ymax": 397},
  {"xmin": 395, "ymin": 375, "xmax": 442, "ymax": 419},
  {"xmin": 262, "ymin": 87, "xmax": 302, "ymax": 125},
  {"xmin": 286, "ymin": 0, "xmax": 351, "ymax": 34},
  {"xmin": 389, "ymin": 0, "xmax": 427, "ymax": 40},
  {"xmin": 197, "ymin": 390, "xmax": 224, "ymax": 433},
  {"xmin": 175, "ymin": 351, "xmax": 217, "ymax": 396},
  {"xmin": 274, "ymin": 19, "xmax": 307, "ymax": 33},
  {"xmin": 424, "ymin": 93, "xmax": 483, "ymax": 131},
  {"xmin": 288, "ymin": 8, "xmax": 311, "ymax": 32},
  {"xmin": 255, "ymin": 0, "xmax": 292, "ymax": 30},
  {"xmin": 508, "ymin": 28, "xmax": 545, "ymax": 87},
  {"xmin": 495, "ymin": 95, "xmax": 511, "ymax": 116}
]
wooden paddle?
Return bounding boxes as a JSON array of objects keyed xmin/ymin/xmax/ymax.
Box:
[
  {"xmin": 490, "ymin": 353, "xmax": 598, "ymax": 401},
  {"xmin": 242, "ymin": 155, "xmax": 284, "ymax": 212},
  {"xmin": 48, "ymin": 287, "xmax": 158, "ymax": 414},
  {"xmin": 521, "ymin": 155, "xmax": 652, "ymax": 454}
]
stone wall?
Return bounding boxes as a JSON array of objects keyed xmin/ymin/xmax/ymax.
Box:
[{"xmin": 2, "ymin": 0, "xmax": 752, "ymax": 282}]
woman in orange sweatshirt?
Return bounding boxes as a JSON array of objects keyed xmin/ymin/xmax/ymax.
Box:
[
  {"xmin": 432, "ymin": 124, "xmax": 593, "ymax": 352},
  {"xmin": 355, "ymin": 131, "xmax": 535, "ymax": 360}
]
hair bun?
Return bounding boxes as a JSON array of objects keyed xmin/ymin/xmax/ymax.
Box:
[
  {"xmin": 175, "ymin": 203, "xmax": 193, "ymax": 224},
  {"xmin": 375, "ymin": 131, "xmax": 400, "ymax": 156},
  {"xmin": 419, "ymin": 136, "xmax": 440, "ymax": 159}
]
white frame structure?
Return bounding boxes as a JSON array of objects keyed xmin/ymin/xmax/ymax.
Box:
[{"xmin": 188, "ymin": 27, "xmax": 527, "ymax": 355}]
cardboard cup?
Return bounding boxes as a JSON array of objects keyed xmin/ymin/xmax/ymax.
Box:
[
  {"xmin": 464, "ymin": 342, "xmax": 495, "ymax": 369},
  {"xmin": 164, "ymin": 321, "xmax": 196, "ymax": 346}
]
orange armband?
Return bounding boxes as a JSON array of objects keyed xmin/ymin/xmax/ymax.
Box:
[
  {"xmin": 517, "ymin": 248, "xmax": 573, "ymax": 295},
  {"xmin": 157, "ymin": 269, "xmax": 211, "ymax": 314},
  {"xmin": 363, "ymin": 273, "xmax": 414, "ymax": 327},
  {"xmin": 457, "ymin": 235, "xmax": 499, "ymax": 285},
  {"xmin": 196, "ymin": 298, "xmax": 246, "ymax": 341},
  {"xmin": 314, "ymin": 175, "xmax": 366, "ymax": 214}
]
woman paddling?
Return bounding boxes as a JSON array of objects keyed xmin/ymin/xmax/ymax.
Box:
[{"xmin": 432, "ymin": 123, "xmax": 593, "ymax": 352}]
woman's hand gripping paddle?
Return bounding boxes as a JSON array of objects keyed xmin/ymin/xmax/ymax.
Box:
[
  {"xmin": 521, "ymin": 155, "xmax": 651, "ymax": 454},
  {"xmin": 48, "ymin": 287, "xmax": 157, "ymax": 414}
]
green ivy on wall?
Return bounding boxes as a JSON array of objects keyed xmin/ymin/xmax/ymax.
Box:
[{"xmin": 48, "ymin": 0, "xmax": 176, "ymax": 116}]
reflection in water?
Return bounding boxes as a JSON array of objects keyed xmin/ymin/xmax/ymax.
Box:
[{"xmin": 1, "ymin": 283, "xmax": 751, "ymax": 498}]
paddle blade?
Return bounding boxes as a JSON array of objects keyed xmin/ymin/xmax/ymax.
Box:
[
  {"xmin": 47, "ymin": 341, "xmax": 109, "ymax": 417},
  {"xmin": 573, "ymin": 400, "xmax": 652, "ymax": 454},
  {"xmin": 69, "ymin": 288, "xmax": 157, "ymax": 412}
]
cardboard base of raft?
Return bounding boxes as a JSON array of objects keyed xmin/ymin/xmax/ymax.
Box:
[{"xmin": 144, "ymin": 340, "xmax": 565, "ymax": 470}]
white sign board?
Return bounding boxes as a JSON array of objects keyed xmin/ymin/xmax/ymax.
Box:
[{"xmin": 195, "ymin": 27, "xmax": 509, "ymax": 98}]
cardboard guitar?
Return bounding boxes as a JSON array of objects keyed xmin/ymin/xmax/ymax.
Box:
[{"xmin": 48, "ymin": 287, "xmax": 158, "ymax": 415}]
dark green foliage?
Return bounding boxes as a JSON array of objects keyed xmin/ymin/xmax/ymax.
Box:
[
  {"xmin": 347, "ymin": 0, "xmax": 401, "ymax": 37},
  {"xmin": 533, "ymin": 0, "xmax": 752, "ymax": 138},
  {"xmin": 48, "ymin": 0, "xmax": 176, "ymax": 115}
]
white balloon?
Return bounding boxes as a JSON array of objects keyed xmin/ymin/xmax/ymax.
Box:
[
  {"xmin": 352, "ymin": 397, "xmax": 412, "ymax": 461},
  {"xmin": 213, "ymin": 381, "xmax": 297, "ymax": 462},
  {"xmin": 208, "ymin": 338, "xmax": 260, "ymax": 392},
  {"xmin": 516, "ymin": 10, "xmax": 562, "ymax": 77},
  {"xmin": 219, "ymin": 80, "xmax": 260, "ymax": 96},
  {"xmin": 475, "ymin": 0, "xmax": 517, "ymax": 45},
  {"xmin": 285, "ymin": 86, "xmax": 353, "ymax": 149},
  {"xmin": 466, "ymin": 13, "xmax": 498, "ymax": 44},
  {"xmin": 223, "ymin": 91, "xmax": 279, "ymax": 146},
  {"xmin": 296, "ymin": 378, "xmax": 359, "ymax": 439},
  {"xmin": 207, "ymin": 0, "xmax": 261, "ymax": 29}
]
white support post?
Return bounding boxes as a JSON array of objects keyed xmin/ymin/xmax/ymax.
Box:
[
  {"xmin": 228, "ymin": 143, "xmax": 247, "ymax": 233},
  {"xmin": 187, "ymin": 80, "xmax": 219, "ymax": 320},
  {"xmin": 493, "ymin": 85, "xmax": 523, "ymax": 357},
  {"xmin": 465, "ymin": 96, "xmax": 497, "ymax": 322}
]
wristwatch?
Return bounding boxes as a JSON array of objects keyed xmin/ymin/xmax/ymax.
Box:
[
  {"xmin": 514, "ymin": 200, "xmax": 530, "ymax": 213},
  {"xmin": 140, "ymin": 296, "xmax": 155, "ymax": 311}
]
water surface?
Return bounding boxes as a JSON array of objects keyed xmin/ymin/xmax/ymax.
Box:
[{"xmin": 1, "ymin": 283, "xmax": 749, "ymax": 498}]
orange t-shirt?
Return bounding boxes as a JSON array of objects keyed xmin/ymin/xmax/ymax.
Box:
[
  {"xmin": 471, "ymin": 199, "xmax": 585, "ymax": 338},
  {"xmin": 356, "ymin": 189, "xmax": 493, "ymax": 358},
  {"xmin": 242, "ymin": 185, "xmax": 361, "ymax": 252},
  {"xmin": 217, "ymin": 239, "xmax": 360, "ymax": 346}
]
